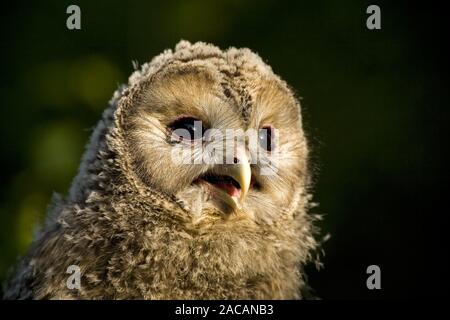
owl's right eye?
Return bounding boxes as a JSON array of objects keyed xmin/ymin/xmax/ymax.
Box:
[{"xmin": 169, "ymin": 117, "xmax": 205, "ymax": 142}]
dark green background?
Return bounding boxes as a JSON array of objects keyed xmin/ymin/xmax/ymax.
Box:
[{"xmin": 0, "ymin": 0, "xmax": 447, "ymax": 298}]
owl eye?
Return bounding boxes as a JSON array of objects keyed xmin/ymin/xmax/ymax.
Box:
[
  {"xmin": 169, "ymin": 117, "xmax": 205, "ymax": 141},
  {"xmin": 259, "ymin": 125, "xmax": 274, "ymax": 151}
]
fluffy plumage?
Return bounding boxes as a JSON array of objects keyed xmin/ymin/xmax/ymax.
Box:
[{"xmin": 3, "ymin": 41, "xmax": 319, "ymax": 299}]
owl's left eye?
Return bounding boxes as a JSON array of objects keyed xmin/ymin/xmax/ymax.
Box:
[
  {"xmin": 259, "ymin": 125, "xmax": 275, "ymax": 151},
  {"xmin": 169, "ymin": 117, "xmax": 205, "ymax": 141}
]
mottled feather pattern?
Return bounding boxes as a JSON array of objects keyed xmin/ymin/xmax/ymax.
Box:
[{"xmin": 3, "ymin": 41, "xmax": 320, "ymax": 299}]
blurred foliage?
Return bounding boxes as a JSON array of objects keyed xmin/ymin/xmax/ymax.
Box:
[{"xmin": 0, "ymin": 0, "xmax": 446, "ymax": 298}]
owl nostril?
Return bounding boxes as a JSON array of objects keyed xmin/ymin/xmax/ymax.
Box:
[{"xmin": 232, "ymin": 156, "xmax": 251, "ymax": 164}]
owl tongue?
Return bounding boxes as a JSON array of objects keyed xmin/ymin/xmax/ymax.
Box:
[{"xmin": 215, "ymin": 181, "xmax": 241, "ymax": 198}]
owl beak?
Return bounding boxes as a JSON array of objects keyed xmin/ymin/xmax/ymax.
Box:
[
  {"xmin": 222, "ymin": 151, "xmax": 251, "ymax": 204},
  {"xmin": 199, "ymin": 150, "xmax": 252, "ymax": 209}
]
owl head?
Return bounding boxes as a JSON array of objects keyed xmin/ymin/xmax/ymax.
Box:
[{"xmin": 93, "ymin": 40, "xmax": 310, "ymax": 228}]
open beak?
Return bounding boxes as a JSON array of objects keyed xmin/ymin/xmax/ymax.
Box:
[
  {"xmin": 196, "ymin": 148, "xmax": 252, "ymax": 211},
  {"xmin": 220, "ymin": 151, "xmax": 251, "ymax": 203}
]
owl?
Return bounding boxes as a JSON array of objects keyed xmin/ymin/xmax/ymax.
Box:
[{"xmin": 3, "ymin": 41, "xmax": 319, "ymax": 299}]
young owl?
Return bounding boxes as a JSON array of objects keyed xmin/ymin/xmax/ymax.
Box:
[{"xmin": 3, "ymin": 41, "xmax": 319, "ymax": 299}]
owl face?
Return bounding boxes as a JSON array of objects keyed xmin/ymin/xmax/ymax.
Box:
[{"xmin": 120, "ymin": 52, "xmax": 308, "ymax": 225}]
